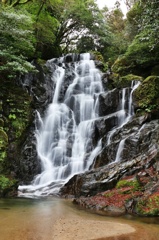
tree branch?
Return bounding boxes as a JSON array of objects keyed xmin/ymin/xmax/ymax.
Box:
[{"xmin": 11, "ymin": 0, "xmax": 32, "ymax": 7}]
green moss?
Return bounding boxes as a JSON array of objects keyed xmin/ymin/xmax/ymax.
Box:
[
  {"xmin": 103, "ymin": 191, "xmax": 114, "ymax": 198},
  {"xmin": 112, "ymin": 56, "xmax": 133, "ymax": 75},
  {"xmin": 116, "ymin": 179, "xmax": 141, "ymax": 191},
  {"xmin": 0, "ymin": 119, "xmax": 4, "ymax": 127},
  {"xmin": 114, "ymin": 74, "xmax": 143, "ymax": 88},
  {"xmin": 90, "ymin": 51, "xmax": 108, "ymax": 72},
  {"xmin": 136, "ymin": 194, "xmax": 159, "ymax": 216},
  {"xmin": 0, "ymin": 128, "xmax": 8, "ymax": 148},
  {"xmin": 37, "ymin": 58, "xmax": 46, "ymax": 65},
  {"xmin": 134, "ymin": 76, "xmax": 159, "ymax": 114},
  {"xmin": 12, "ymin": 118, "xmax": 27, "ymax": 138},
  {"xmin": 90, "ymin": 51, "xmax": 103, "ymax": 62}
]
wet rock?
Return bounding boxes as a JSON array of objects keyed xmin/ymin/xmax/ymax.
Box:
[
  {"xmin": 60, "ymin": 144, "xmax": 158, "ymax": 197},
  {"xmin": 98, "ymin": 89, "xmax": 120, "ymax": 116},
  {"xmin": 103, "ymin": 205, "xmax": 126, "ymax": 215}
]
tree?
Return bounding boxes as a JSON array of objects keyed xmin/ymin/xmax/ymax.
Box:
[
  {"xmin": 0, "ymin": 7, "xmax": 35, "ymax": 78},
  {"xmin": 101, "ymin": 7, "xmax": 128, "ymax": 62},
  {"xmin": 76, "ymin": 36, "xmax": 96, "ymax": 53},
  {"xmin": 54, "ymin": 0, "xmax": 110, "ymax": 54},
  {"xmin": 1, "ymin": 0, "xmax": 111, "ymax": 59},
  {"xmin": 1, "ymin": 0, "xmax": 32, "ymax": 7},
  {"xmin": 125, "ymin": 0, "xmax": 159, "ymax": 72},
  {"xmin": 122, "ymin": 0, "xmax": 137, "ymax": 10},
  {"xmin": 112, "ymin": 0, "xmax": 159, "ymax": 77}
]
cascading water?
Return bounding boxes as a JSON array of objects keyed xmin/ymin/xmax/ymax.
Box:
[
  {"xmin": 19, "ymin": 53, "xmax": 103, "ymax": 197},
  {"xmin": 107, "ymin": 81, "xmax": 140, "ymax": 146},
  {"xmin": 18, "ymin": 53, "xmax": 140, "ymax": 197},
  {"xmin": 107, "ymin": 81, "xmax": 140, "ymax": 163}
]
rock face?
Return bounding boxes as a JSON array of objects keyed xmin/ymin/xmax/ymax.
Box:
[
  {"xmin": 61, "ymin": 119, "xmax": 159, "ymax": 197},
  {"xmin": 17, "ymin": 55, "xmax": 81, "ymax": 183},
  {"xmin": 13, "ymin": 53, "xmax": 159, "ymax": 214},
  {"xmin": 16, "ymin": 62, "xmax": 52, "ymax": 183},
  {"xmin": 60, "ymin": 117, "xmax": 159, "ymax": 216},
  {"xmin": 98, "ymin": 89, "xmax": 120, "ymax": 116}
]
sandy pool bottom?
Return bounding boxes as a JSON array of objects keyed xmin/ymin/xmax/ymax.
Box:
[{"xmin": 0, "ymin": 198, "xmax": 159, "ymax": 240}]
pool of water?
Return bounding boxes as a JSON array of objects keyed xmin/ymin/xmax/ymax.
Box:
[{"xmin": 0, "ymin": 197, "xmax": 159, "ymax": 240}]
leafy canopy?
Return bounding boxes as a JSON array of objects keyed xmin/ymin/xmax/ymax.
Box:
[{"xmin": 0, "ymin": 7, "xmax": 35, "ymax": 78}]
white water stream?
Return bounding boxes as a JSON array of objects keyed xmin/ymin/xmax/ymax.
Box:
[
  {"xmin": 18, "ymin": 54, "xmax": 140, "ymax": 197},
  {"xmin": 19, "ymin": 53, "xmax": 103, "ymax": 197},
  {"xmin": 108, "ymin": 81, "xmax": 140, "ymax": 162}
]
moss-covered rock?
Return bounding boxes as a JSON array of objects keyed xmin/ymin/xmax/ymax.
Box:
[
  {"xmin": 113, "ymin": 74, "xmax": 143, "ymax": 88},
  {"xmin": 0, "ymin": 76, "xmax": 33, "ymax": 196},
  {"xmin": 135, "ymin": 193, "xmax": 159, "ymax": 216},
  {"xmin": 116, "ymin": 178, "xmax": 141, "ymax": 192},
  {"xmin": 134, "ymin": 76, "xmax": 159, "ymax": 117},
  {"xmin": 111, "ymin": 56, "xmax": 134, "ymax": 76}
]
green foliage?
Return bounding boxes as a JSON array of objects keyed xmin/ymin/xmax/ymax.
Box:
[
  {"xmin": 0, "ymin": 175, "xmax": 17, "ymax": 196},
  {"xmin": 77, "ymin": 36, "xmax": 96, "ymax": 53},
  {"xmin": 0, "ymin": 126, "xmax": 8, "ymax": 172},
  {"xmin": 21, "ymin": 0, "xmax": 60, "ymax": 58},
  {"xmin": 126, "ymin": 1, "xmax": 143, "ymax": 41},
  {"xmin": 57, "ymin": 0, "xmax": 110, "ymax": 54},
  {"xmin": 116, "ymin": 0, "xmax": 159, "ymax": 77},
  {"xmin": 112, "ymin": 56, "xmax": 133, "ymax": 75},
  {"xmin": 15, "ymin": 0, "xmax": 110, "ymax": 58},
  {"xmin": 12, "ymin": 118, "xmax": 27, "ymax": 138},
  {"xmin": 91, "ymin": 51, "xmax": 108, "ymax": 71},
  {"xmin": 9, "ymin": 114, "xmax": 16, "ymax": 120},
  {"xmin": 0, "ymin": 175, "xmax": 11, "ymax": 190},
  {"xmin": 91, "ymin": 51, "xmax": 104, "ymax": 62},
  {"xmin": 134, "ymin": 76, "xmax": 159, "ymax": 114},
  {"xmin": 125, "ymin": 29, "xmax": 159, "ymax": 68},
  {"xmin": 0, "ymin": 7, "xmax": 35, "ymax": 78},
  {"xmin": 101, "ymin": 7, "xmax": 128, "ymax": 62},
  {"xmin": 0, "ymin": 128, "xmax": 8, "ymax": 146}
]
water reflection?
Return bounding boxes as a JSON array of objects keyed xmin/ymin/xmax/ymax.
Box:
[{"xmin": 0, "ymin": 198, "xmax": 159, "ymax": 240}]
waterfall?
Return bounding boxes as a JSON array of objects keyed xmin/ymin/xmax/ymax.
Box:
[
  {"xmin": 18, "ymin": 53, "xmax": 103, "ymax": 197},
  {"xmin": 115, "ymin": 138, "xmax": 126, "ymax": 162},
  {"xmin": 18, "ymin": 53, "xmax": 140, "ymax": 197},
  {"xmin": 107, "ymin": 81, "xmax": 140, "ymax": 146},
  {"xmin": 128, "ymin": 81, "xmax": 141, "ymax": 117}
]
